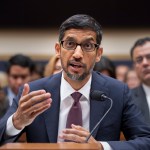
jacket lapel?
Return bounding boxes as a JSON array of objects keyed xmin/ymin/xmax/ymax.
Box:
[
  {"xmin": 134, "ymin": 86, "xmax": 150, "ymax": 122},
  {"xmin": 43, "ymin": 73, "xmax": 62, "ymax": 142},
  {"xmin": 90, "ymin": 72, "xmax": 110, "ymax": 138}
]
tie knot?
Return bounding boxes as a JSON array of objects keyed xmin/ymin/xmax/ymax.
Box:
[{"xmin": 71, "ymin": 92, "xmax": 82, "ymax": 102}]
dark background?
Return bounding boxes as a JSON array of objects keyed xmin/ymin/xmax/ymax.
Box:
[
  {"xmin": 0, "ymin": 0, "xmax": 149, "ymax": 71},
  {"xmin": 0, "ymin": 0, "xmax": 150, "ymax": 29}
]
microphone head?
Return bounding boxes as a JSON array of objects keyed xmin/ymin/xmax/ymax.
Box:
[{"xmin": 90, "ymin": 90, "xmax": 106, "ymax": 101}]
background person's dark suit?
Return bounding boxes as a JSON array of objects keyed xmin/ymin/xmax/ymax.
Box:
[
  {"xmin": 0, "ymin": 71, "xmax": 150, "ymax": 150},
  {"xmin": 0, "ymin": 88, "xmax": 9, "ymax": 119},
  {"xmin": 3, "ymin": 86, "xmax": 16, "ymax": 106},
  {"xmin": 131, "ymin": 85, "xmax": 150, "ymax": 123}
]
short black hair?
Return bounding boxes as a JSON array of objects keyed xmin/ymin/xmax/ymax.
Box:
[
  {"xmin": 7, "ymin": 54, "xmax": 35, "ymax": 74},
  {"xmin": 94, "ymin": 56, "xmax": 116, "ymax": 78},
  {"xmin": 130, "ymin": 37, "xmax": 150, "ymax": 60},
  {"xmin": 59, "ymin": 14, "xmax": 103, "ymax": 45}
]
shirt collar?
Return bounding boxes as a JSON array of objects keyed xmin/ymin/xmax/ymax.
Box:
[
  {"xmin": 7, "ymin": 87, "xmax": 16, "ymax": 97},
  {"xmin": 60, "ymin": 73, "xmax": 92, "ymax": 101}
]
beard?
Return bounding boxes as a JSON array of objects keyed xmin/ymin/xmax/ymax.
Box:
[
  {"xmin": 66, "ymin": 71, "xmax": 89, "ymax": 81},
  {"xmin": 62, "ymin": 59, "xmax": 95, "ymax": 81}
]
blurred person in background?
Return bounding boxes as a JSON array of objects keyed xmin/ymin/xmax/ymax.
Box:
[
  {"xmin": 31, "ymin": 62, "xmax": 45, "ymax": 81},
  {"xmin": 124, "ymin": 68, "xmax": 140, "ymax": 89},
  {"xmin": 3, "ymin": 54, "xmax": 35, "ymax": 107},
  {"xmin": 93, "ymin": 56, "xmax": 116, "ymax": 78},
  {"xmin": 130, "ymin": 37, "xmax": 150, "ymax": 123},
  {"xmin": 116, "ymin": 64, "xmax": 129, "ymax": 82},
  {"xmin": 44, "ymin": 55, "xmax": 62, "ymax": 77},
  {"xmin": 0, "ymin": 71, "xmax": 8, "ymax": 88},
  {"xmin": 0, "ymin": 85, "xmax": 9, "ymax": 119}
]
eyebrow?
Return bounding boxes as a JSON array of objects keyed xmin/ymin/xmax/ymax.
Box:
[
  {"xmin": 65, "ymin": 36, "xmax": 75, "ymax": 41},
  {"xmin": 136, "ymin": 54, "xmax": 150, "ymax": 58},
  {"xmin": 64, "ymin": 36, "xmax": 95, "ymax": 42}
]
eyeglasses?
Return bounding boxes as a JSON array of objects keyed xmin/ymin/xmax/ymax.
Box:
[
  {"xmin": 10, "ymin": 74, "xmax": 30, "ymax": 80},
  {"xmin": 60, "ymin": 40, "xmax": 99, "ymax": 52},
  {"xmin": 134, "ymin": 54, "xmax": 150, "ymax": 64}
]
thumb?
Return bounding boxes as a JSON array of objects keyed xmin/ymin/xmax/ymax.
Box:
[{"xmin": 21, "ymin": 83, "xmax": 30, "ymax": 97}]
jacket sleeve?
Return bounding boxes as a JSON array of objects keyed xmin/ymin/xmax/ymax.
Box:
[{"xmin": 0, "ymin": 87, "xmax": 24, "ymax": 145}]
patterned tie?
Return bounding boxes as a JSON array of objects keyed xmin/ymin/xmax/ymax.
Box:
[{"xmin": 66, "ymin": 92, "xmax": 82, "ymax": 128}]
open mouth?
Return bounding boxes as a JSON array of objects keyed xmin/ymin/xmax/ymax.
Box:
[
  {"xmin": 70, "ymin": 63, "xmax": 82, "ymax": 68},
  {"xmin": 69, "ymin": 61, "xmax": 84, "ymax": 72}
]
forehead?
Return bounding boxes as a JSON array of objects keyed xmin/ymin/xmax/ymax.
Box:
[
  {"xmin": 9, "ymin": 65, "xmax": 30, "ymax": 74},
  {"xmin": 63, "ymin": 29, "xmax": 97, "ymax": 41},
  {"xmin": 133, "ymin": 41, "xmax": 150, "ymax": 57}
]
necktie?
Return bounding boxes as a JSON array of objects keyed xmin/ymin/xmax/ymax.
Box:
[{"xmin": 66, "ymin": 92, "xmax": 82, "ymax": 128}]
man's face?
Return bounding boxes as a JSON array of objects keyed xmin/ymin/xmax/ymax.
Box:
[
  {"xmin": 133, "ymin": 41, "xmax": 150, "ymax": 86},
  {"xmin": 55, "ymin": 29, "xmax": 103, "ymax": 83},
  {"xmin": 8, "ymin": 65, "xmax": 31, "ymax": 94}
]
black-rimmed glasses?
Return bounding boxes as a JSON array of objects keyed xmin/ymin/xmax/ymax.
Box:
[{"xmin": 60, "ymin": 40, "xmax": 99, "ymax": 52}]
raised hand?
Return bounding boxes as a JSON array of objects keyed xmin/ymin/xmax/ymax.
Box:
[{"xmin": 12, "ymin": 83, "xmax": 52, "ymax": 130}]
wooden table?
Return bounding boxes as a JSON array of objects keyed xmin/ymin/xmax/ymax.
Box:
[{"xmin": 0, "ymin": 143, "xmax": 99, "ymax": 150}]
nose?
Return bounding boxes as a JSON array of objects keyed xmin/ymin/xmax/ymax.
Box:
[
  {"xmin": 72, "ymin": 45, "xmax": 83, "ymax": 59},
  {"xmin": 142, "ymin": 57, "xmax": 149, "ymax": 66},
  {"xmin": 16, "ymin": 78, "xmax": 24, "ymax": 86}
]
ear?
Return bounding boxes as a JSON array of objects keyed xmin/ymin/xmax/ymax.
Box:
[
  {"xmin": 55, "ymin": 42, "xmax": 61, "ymax": 58},
  {"xmin": 95, "ymin": 47, "xmax": 103, "ymax": 62}
]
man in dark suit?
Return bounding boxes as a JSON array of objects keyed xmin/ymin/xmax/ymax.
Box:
[
  {"xmin": 0, "ymin": 14, "xmax": 150, "ymax": 150},
  {"xmin": 3, "ymin": 54, "xmax": 34, "ymax": 106},
  {"xmin": 3, "ymin": 54, "xmax": 35, "ymax": 106},
  {"xmin": 0, "ymin": 54, "xmax": 35, "ymax": 119},
  {"xmin": 130, "ymin": 37, "xmax": 150, "ymax": 123}
]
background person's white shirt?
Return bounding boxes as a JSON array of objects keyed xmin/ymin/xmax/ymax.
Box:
[
  {"xmin": 7, "ymin": 87, "xmax": 16, "ymax": 106},
  {"xmin": 6, "ymin": 73, "xmax": 112, "ymax": 150},
  {"xmin": 142, "ymin": 84, "xmax": 150, "ymax": 114}
]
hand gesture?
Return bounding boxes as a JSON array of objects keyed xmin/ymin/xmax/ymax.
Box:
[{"xmin": 13, "ymin": 83, "xmax": 52, "ymax": 130}]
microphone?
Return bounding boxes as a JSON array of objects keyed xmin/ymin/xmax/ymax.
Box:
[
  {"xmin": 90, "ymin": 90, "xmax": 107, "ymax": 101},
  {"xmin": 85, "ymin": 90, "xmax": 113, "ymax": 143}
]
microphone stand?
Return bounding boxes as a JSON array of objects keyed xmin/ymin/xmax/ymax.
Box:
[{"xmin": 85, "ymin": 96, "xmax": 113, "ymax": 143}]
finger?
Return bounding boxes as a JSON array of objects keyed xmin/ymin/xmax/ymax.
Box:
[
  {"xmin": 21, "ymin": 83, "xmax": 30, "ymax": 97},
  {"xmin": 62, "ymin": 129, "xmax": 96, "ymax": 143},
  {"xmin": 24, "ymin": 98, "xmax": 52, "ymax": 115},
  {"xmin": 71, "ymin": 124, "xmax": 89, "ymax": 132},
  {"xmin": 20, "ymin": 90, "xmax": 47, "ymax": 103},
  {"xmin": 63, "ymin": 128, "xmax": 89, "ymax": 138},
  {"xmin": 59, "ymin": 133, "xmax": 85, "ymax": 143},
  {"xmin": 22, "ymin": 92, "xmax": 51, "ymax": 110},
  {"xmin": 30, "ymin": 100, "xmax": 52, "ymax": 118},
  {"xmin": 70, "ymin": 125, "xmax": 96, "ymax": 143}
]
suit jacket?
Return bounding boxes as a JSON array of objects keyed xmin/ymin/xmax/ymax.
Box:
[
  {"xmin": 0, "ymin": 89, "xmax": 9, "ymax": 119},
  {"xmin": 0, "ymin": 71, "xmax": 150, "ymax": 150},
  {"xmin": 131, "ymin": 85, "xmax": 150, "ymax": 123}
]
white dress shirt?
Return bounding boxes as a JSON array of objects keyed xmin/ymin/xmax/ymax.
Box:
[
  {"xmin": 142, "ymin": 84, "xmax": 150, "ymax": 114},
  {"xmin": 6, "ymin": 73, "xmax": 112, "ymax": 150},
  {"xmin": 7, "ymin": 87, "xmax": 16, "ymax": 106},
  {"xmin": 58, "ymin": 73, "xmax": 91, "ymax": 142}
]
